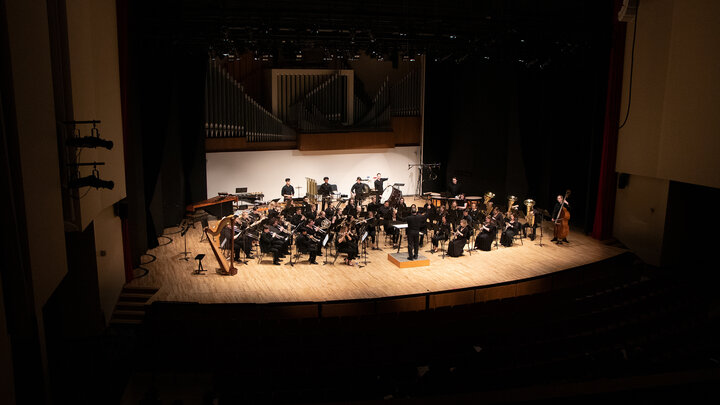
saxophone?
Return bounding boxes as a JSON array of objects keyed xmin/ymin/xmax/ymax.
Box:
[
  {"xmin": 524, "ymin": 199, "xmax": 536, "ymax": 227},
  {"xmin": 507, "ymin": 195, "xmax": 518, "ymax": 216}
]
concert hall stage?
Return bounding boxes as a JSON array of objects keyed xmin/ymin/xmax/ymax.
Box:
[{"xmin": 126, "ymin": 220, "xmax": 627, "ymax": 306}]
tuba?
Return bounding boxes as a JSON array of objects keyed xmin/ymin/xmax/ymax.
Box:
[
  {"xmin": 483, "ymin": 191, "xmax": 495, "ymax": 215},
  {"xmin": 524, "ymin": 199, "xmax": 536, "ymax": 227},
  {"xmin": 507, "ymin": 195, "xmax": 518, "ymax": 215}
]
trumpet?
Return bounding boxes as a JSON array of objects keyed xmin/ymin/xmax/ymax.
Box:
[{"xmin": 270, "ymin": 232, "xmax": 288, "ymax": 241}]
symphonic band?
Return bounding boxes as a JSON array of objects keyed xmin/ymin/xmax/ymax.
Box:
[{"xmin": 213, "ymin": 176, "xmax": 571, "ymax": 269}]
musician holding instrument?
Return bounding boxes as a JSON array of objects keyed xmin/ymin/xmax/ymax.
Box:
[
  {"xmin": 281, "ymin": 178, "xmax": 294, "ymax": 200},
  {"xmin": 402, "ymin": 205, "xmax": 428, "ymax": 260},
  {"xmin": 448, "ymin": 218, "xmax": 471, "ymax": 257},
  {"xmin": 337, "ymin": 225, "xmax": 359, "ymax": 265},
  {"xmin": 475, "ymin": 215, "xmax": 496, "ymax": 251},
  {"xmin": 351, "ymin": 177, "xmax": 366, "ymax": 202},
  {"xmin": 431, "ymin": 215, "xmax": 451, "ymax": 253},
  {"xmin": 551, "ymin": 193, "xmax": 571, "ymax": 244},
  {"xmin": 374, "ymin": 172, "xmax": 388, "ymax": 193},
  {"xmin": 447, "ymin": 176, "xmax": 462, "ymax": 198},
  {"xmin": 297, "ymin": 226, "xmax": 320, "ymax": 264},
  {"xmin": 260, "ymin": 226, "xmax": 282, "ymax": 265},
  {"xmin": 367, "ymin": 195, "xmax": 381, "ymax": 215},
  {"xmin": 523, "ymin": 206, "xmax": 543, "ymax": 241},
  {"xmin": 318, "ymin": 176, "xmax": 333, "ymax": 210},
  {"xmin": 501, "ymin": 213, "xmax": 521, "ymax": 247},
  {"xmin": 397, "ymin": 197, "xmax": 409, "ymax": 217}
]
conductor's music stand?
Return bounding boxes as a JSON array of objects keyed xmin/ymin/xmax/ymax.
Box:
[{"xmin": 194, "ymin": 254, "xmax": 206, "ymax": 275}]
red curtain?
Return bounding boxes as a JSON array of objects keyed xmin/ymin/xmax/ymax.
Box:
[{"xmin": 592, "ymin": 1, "xmax": 627, "ymax": 240}]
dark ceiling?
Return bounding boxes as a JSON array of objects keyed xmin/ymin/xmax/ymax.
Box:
[{"xmin": 134, "ymin": 0, "xmax": 615, "ymax": 67}]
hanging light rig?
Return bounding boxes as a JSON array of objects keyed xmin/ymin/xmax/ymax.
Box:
[{"xmin": 63, "ymin": 120, "xmax": 114, "ymax": 190}]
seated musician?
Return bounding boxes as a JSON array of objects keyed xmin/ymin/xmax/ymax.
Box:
[
  {"xmin": 365, "ymin": 210, "xmax": 378, "ymax": 246},
  {"xmin": 318, "ymin": 176, "xmax": 333, "ymax": 210},
  {"xmin": 448, "ymin": 201, "xmax": 460, "ymax": 230},
  {"xmin": 448, "ymin": 218, "xmax": 471, "ymax": 257},
  {"xmin": 491, "ymin": 207, "xmax": 505, "ymax": 227},
  {"xmin": 367, "ymin": 195, "xmax": 380, "ymax": 214},
  {"xmin": 290, "ymin": 207, "xmax": 305, "ymax": 226},
  {"xmin": 461, "ymin": 209, "xmax": 474, "ymax": 229},
  {"xmin": 397, "ymin": 197, "xmax": 408, "ymax": 217},
  {"xmin": 384, "ymin": 208, "xmax": 400, "ymax": 246},
  {"xmin": 378, "ymin": 200, "xmax": 392, "ymax": 220},
  {"xmin": 501, "ymin": 213, "xmax": 521, "ymax": 247},
  {"xmin": 336, "ymin": 225, "xmax": 359, "ymax": 266},
  {"xmin": 343, "ymin": 198, "xmax": 357, "ymax": 216},
  {"xmin": 475, "ymin": 215, "xmax": 496, "ymax": 251},
  {"xmin": 281, "ymin": 178, "xmax": 294, "ymax": 201},
  {"xmin": 431, "ymin": 215, "xmax": 451, "ymax": 253},
  {"xmin": 260, "ymin": 226, "xmax": 281, "ymax": 265},
  {"xmin": 304, "ymin": 203, "xmax": 318, "ymax": 220},
  {"xmin": 268, "ymin": 219, "xmax": 290, "ymax": 256},
  {"xmin": 469, "ymin": 202, "xmax": 482, "ymax": 223},
  {"xmin": 456, "ymin": 193, "xmax": 468, "ymax": 210},
  {"xmin": 297, "ymin": 227, "xmax": 320, "ymax": 264},
  {"xmin": 522, "ymin": 206, "xmax": 543, "ymax": 241}
]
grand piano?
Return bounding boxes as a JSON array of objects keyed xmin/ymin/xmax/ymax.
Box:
[{"xmin": 186, "ymin": 194, "xmax": 238, "ymax": 219}]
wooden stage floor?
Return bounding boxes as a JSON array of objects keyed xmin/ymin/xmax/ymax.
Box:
[{"xmin": 127, "ymin": 218, "xmax": 627, "ymax": 305}]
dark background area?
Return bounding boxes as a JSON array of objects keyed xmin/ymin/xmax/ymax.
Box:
[{"xmin": 423, "ymin": 23, "xmax": 612, "ymax": 233}]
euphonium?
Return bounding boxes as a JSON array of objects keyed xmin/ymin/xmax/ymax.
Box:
[
  {"xmin": 507, "ymin": 195, "xmax": 517, "ymax": 215},
  {"xmin": 524, "ymin": 199, "xmax": 536, "ymax": 227}
]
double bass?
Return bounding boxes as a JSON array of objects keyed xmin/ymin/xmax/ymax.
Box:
[{"xmin": 553, "ymin": 190, "xmax": 571, "ymax": 241}]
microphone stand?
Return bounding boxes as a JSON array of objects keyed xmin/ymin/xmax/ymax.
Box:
[
  {"xmin": 179, "ymin": 220, "xmax": 191, "ymax": 261},
  {"xmin": 537, "ymin": 215, "xmax": 545, "ymax": 247}
]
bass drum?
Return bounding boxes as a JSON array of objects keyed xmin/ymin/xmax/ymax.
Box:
[{"xmin": 380, "ymin": 186, "xmax": 403, "ymax": 206}]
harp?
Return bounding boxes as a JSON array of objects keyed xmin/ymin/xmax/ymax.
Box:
[{"xmin": 204, "ymin": 215, "xmax": 237, "ymax": 276}]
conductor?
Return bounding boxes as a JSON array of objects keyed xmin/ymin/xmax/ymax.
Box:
[{"xmin": 402, "ymin": 205, "xmax": 428, "ymax": 260}]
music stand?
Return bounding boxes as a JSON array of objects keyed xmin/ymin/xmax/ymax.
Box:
[
  {"xmin": 199, "ymin": 217, "xmax": 209, "ymax": 242},
  {"xmin": 194, "ymin": 254, "xmax": 206, "ymax": 275}
]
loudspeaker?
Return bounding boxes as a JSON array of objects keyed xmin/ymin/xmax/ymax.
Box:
[{"xmin": 618, "ymin": 173, "xmax": 630, "ymax": 189}]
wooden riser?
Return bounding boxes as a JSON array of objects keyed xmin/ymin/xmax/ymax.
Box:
[{"xmin": 388, "ymin": 253, "xmax": 430, "ymax": 268}]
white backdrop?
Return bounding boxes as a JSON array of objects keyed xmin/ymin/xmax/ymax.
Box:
[{"xmin": 206, "ymin": 147, "xmax": 421, "ymax": 201}]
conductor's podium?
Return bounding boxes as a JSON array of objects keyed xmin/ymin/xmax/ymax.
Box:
[{"xmin": 388, "ymin": 252, "xmax": 430, "ymax": 268}]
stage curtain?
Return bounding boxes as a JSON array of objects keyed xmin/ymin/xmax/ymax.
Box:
[{"xmin": 591, "ymin": 0, "xmax": 626, "ymax": 240}]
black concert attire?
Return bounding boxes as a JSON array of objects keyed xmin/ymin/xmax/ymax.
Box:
[
  {"xmin": 260, "ymin": 231, "xmax": 281, "ymax": 264},
  {"xmin": 469, "ymin": 208, "xmax": 482, "ymax": 223},
  {"xmin": 448, "ymin": 225, "xmax": 471, "ymax": 257},
  {"xmin": 365, "ymin": 217, "xmax": 377, "ymax": 244},
  {"xmin": 281, "ymin": 184, "xmax": 294, "ymax": 199},
  {"xmin": 432, "ymin": 222, "xmax": 452, "ymax": 250},
  {"xmin": 290, "ymin": 212, "xmax": 305, "ymax": 226},
  {"xmin": 385, "ymin": 213, "xmax": 400, "ymax": 245},
  {"xmin": 402, "ymin": 213, "xmax": 428, "ymax": 260},
  {"xmin": 297, "ymin": 232, "xmax": 319, "ymax": 264},
  {"xmin": 367, "ymin": 200, "xmax": 381, "ymax": 215},
  {"xmin": 268, "ymin": 224, "xmax": 290, "ymax": 255},
  {"xmin": 351, "ymin": 182, "xmax": 365, "ymax": 201},
  {"xmin": 522, "ymin": 208, "xmax": 543, "ymax": 241},
  {"xmin": 337, "ymin": 232, "xmax": 359, "ymax": 261},
  {"xmin": 475, "ymin": 222, "xmax": 497, "ymax": 251},
  {"xmin": 447, "ymin": 208, "xmax": 461, "ymax": 230},
  {"xmin": 462, "ymin": 213, "xmax": 474, "ymax": 229},
  {"xmin": 552, "ymin": 201, "xmax": 570, "ymax": 222},
  {"xmin": 374, "ymin": 177, "xmax": 388, "ymax": 192},
  {"xmin": 318, "ymin": 182, "xmax": 333, "ymax": 210},
  {"xmin": 447, "ymin": 182, "xmax": 461, "ymax": 197},
  {"xmin": 501, "ymin": 219, "xmax": 521, "ymax": 247},
  {"xmin": 396, "ymin": 202, "xmax": 409, "ymax": 218},
  {"xmin": 492, "ymin": 212, "xmax": 505, "ymax": 228}
]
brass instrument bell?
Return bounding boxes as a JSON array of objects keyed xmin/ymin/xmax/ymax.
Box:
[
  {"xmin": 507, "ymin": 195, "xmax": 518, "ymax": 215},
  {"xmin": 524, "ymin": 199, "xmax": 536, "ymax": 227}
]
